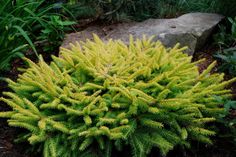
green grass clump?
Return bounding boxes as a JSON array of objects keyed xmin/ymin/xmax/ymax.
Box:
[{"xmin": 0, "ymin": 35, "xmax": 235, "ymax": 157}]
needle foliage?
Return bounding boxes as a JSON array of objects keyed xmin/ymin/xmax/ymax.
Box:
[{"xmin": 0, "ymin": 35, "xmax": 235, "ymax": 157}]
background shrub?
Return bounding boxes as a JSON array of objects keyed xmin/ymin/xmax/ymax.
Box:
[
  {"xmin": 64, "ymin": 0, "xmax": 236, "ymax": 22},
  {"xmin": 0, "ymin": 36, "xmax": 235, "ymax": 157}
]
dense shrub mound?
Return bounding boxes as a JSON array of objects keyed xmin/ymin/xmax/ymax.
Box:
[{"xmin": 0, "ymin": 35, "xmax": 235, "ymax": 157}]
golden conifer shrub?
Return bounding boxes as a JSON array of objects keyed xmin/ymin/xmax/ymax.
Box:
[{"xmin": 0, "ymin": 35, "xmax": 235, "ymax": 157}]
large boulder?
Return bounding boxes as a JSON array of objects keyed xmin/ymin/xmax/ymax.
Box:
[{"xmin": 61, "ymin": 13, "xmax": 224, "ymax": 55}]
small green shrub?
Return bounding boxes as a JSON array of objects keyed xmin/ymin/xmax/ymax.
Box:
[{"xmin": 0, "ymin": 35, "xmax": 235, "ymax": 157}]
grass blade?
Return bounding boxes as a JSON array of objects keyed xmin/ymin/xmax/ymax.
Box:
[{"xmin": 13, "ymin": 25, "xmax": 38, "ymax": 57}]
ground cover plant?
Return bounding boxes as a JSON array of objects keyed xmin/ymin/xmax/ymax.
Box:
[{"xmin": 0, "ymin": 35, "xmax": 235, "ymax": 157}]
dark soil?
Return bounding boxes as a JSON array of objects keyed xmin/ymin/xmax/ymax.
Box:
[
  {"xmin": 0, "ymin": 49, "xmax": 58, "ymax": 157},
  {"xmin": 0, "ymin": 37, "xmax": 236, "ymax": 157},
  {"xmin": 0, "ymin": 59, "xmax": 30, "ymax": 157}
]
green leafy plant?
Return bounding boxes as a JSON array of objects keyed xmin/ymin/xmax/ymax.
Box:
[
  {"xmin": 221, "ymin": 100, "xmax": 236, "ymax": 146},
  {"xmin": 228, "ymin": 17, "xmax": 236, "ymax": 39},
  {"xmin": 0, "ymin": 35, "xmax": 235, "ymax": 157},
  {"xmin": 214, "ymin": 48, "xmax": 236, "ymax": 76},
  {"xmin": 0, "ymin": 0, "xmax": 75, "ymax": 71},
  {"xmin": 214, "ymin": 17, "xmax": 236, "ymax": 76},
  {"xmin": 213, "ymin": 16, "xmax": 236, "ymax": 153},
  {"xmin": 213, "ymin": 96, "xmax": 236, "ymax": 148},
  {"xmin": 36, "ymin": 15, "xmax": 76, "ymax": 52},
  {"xmin": 214, "ymin": 17, "xmax": 236, "ymax": 49}
]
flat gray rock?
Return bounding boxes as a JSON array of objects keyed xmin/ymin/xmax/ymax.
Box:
[{"xmin": 61, "ymin": 13, "xmax": 224, "ymax": 55}]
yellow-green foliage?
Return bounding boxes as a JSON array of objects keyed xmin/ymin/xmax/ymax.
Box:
[{"xmin": 0, "ymin": 35, "xmax": 235, "ymax": 157}]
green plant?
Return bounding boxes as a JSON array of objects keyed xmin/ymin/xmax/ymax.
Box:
[
  {"xmin": 36, "ymin": 15, "xmax": 76, "ymax": 52},
  {"xmin": 63, "ymin": 0, "xmax": 234, "ymax": 22},
  {"xmin": 222, "ymin": 101, "xmax": 236, "ymax": 147},
  {"xmin": 213, "ymin": 16, "xmax": 236, "ymax": 153},
  {"xmin": 214, "ymin": 17, "xmax": 236, "ymax": 49},
  {"xmin": 228, "ymin": 17, "xmax": 236, "ymax": 39},
  {"xmin": 0, "ymin": 35, "xmax": 235, "ymax": 157},
  {"xmin": 213, "ymin": 96, "xmax": 236, "ymax": 148},
  {"xmin": 215, "ymin": 48, "xmax": 236, "ymax": 76},
  {"xmin": 0, "ymin": 0, "xmax": 75, "ymax": 71},
  {"xmin": 214, "ymin": 17, "xmax": 236, "ymax": 76},
  {"xmin": 218, "ymin": 0, "xmax": 236, "ymax": 17}
]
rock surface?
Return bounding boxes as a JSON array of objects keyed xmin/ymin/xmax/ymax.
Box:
[{"xmin": 61, "ymin": 13, "xmax": 224, "ymax": 55}]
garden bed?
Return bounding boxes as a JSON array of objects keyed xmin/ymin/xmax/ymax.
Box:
[{"xmin": 0, "ymin": 36, "xmax": 235, "ymax": 157}]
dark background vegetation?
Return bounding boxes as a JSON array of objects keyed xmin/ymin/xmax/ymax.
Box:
[{"xmin": 1, "ymin": 0, "xmax": 236, "ymax": 71}]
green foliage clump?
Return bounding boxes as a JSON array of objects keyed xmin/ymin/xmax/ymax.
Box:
[
  {"xmin": 214, "ymin": 17, "xmax": 236, "ymax": 76},
  {"xmin": 210, "ymin": 96, "xmax": 236, "ymax": 151},
  {"xmin": 213, "ymin": 16, "xmax": 236, "ymax": 153},
  {"xmin": 214, "ymin": 48, "xmax": 236, "ymax": 76},
  {"xmin": 0, "ymin": 0, "xmax": 75, "ymax": 70},
  {"xmin": 0, "ymin": 35, "xmax": 235, "ymax": 157}
]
